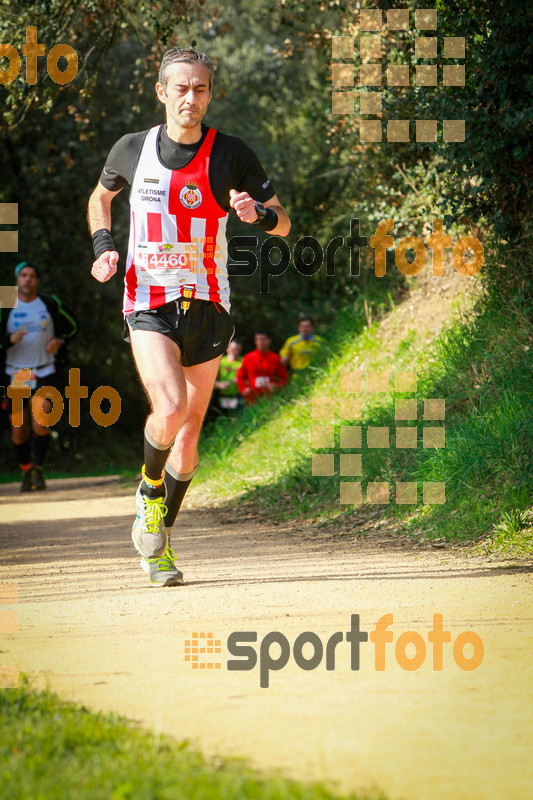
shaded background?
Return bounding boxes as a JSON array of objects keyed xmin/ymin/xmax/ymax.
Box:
[{"xmin": 0, "ymin": 0, "xmax": 531, "ymax": 475}]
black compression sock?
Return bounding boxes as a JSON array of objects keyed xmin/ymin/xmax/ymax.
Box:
[
  {"xmin": 32, "ymin": 432, "xmax": 49, "ymax": 467},
  {"xmin": 141, "ymin": 477, "xmax": 166, "ymax": 499},
  {"xmin": 14, "ymin": 439, "xmax": 32, "ymax": 469},
  {"xmin": 163, "ymin": 463, "xmax": 197, "ymax": 528},
  {"xmin": 142, "ymin": 425, "xmax": 172, "ymax": 494}
]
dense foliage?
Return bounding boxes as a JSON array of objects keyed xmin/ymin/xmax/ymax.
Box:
[{"xmin": 0, "ymin": 0, "xmax": 531, "ymax": 473}]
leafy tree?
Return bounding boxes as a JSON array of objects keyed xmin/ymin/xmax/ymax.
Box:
[{"xmin": 1, "ymin": 0, "xmax": 529, "ymax": 473}]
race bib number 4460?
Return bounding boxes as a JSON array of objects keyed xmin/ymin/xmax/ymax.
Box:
[{"xmin": 136, "ymin": 242, "xmax": 197, "ymax": 287}]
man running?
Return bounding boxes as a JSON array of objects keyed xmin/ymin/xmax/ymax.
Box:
[
  {"xmin": 88, "ymin": 47, "xmax": 290, "ymax": 587},
  {"xmin": 236, "ymin": 330, "xmax": 288, "ymax": 404},
  {"xmin": 214, "ymin": 339, "xmax": 244, "ymax": 414},
  {"xmin": 0, "ymin": 261, "xmax": 77, "ymax": 491}
]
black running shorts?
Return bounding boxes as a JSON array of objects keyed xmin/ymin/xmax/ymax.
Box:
[{"xmin": 124, "ymin": 298, "xmax": 234, "ymax": 367}]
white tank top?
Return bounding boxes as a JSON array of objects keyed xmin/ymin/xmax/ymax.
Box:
[
  {"xmin": 123, "ymin": 125, "xmax": 230, "ymax": 316},
  {"xmin": 5, "ymin": 297, "xmax": 56, "ymax": 377}
]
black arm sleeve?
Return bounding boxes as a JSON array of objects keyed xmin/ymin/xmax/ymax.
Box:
[{"xmin": 99, "ymin": 131, "xmax": 149, "ymax": 191}]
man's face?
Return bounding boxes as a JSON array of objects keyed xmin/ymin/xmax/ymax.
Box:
[
  {"xmin": 17, "ymin": 267, "xmax": 38, "ymax": 297},
  {"xmin": 255, "ymin": 334, "xmax": 270, "ymax": 353},
  {"xmin": 299, "ymin": 320, "xmax": 313, "ymax": 339},
  {"xmin": 156, "ymin": 62, "xmax": 212, "ymax": 128}
]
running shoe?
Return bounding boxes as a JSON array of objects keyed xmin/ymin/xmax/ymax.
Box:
[
  {"xmin": 20, "ymin": 469, "xmax": 34, "ymax": 492},
  {"xmin": 140, "ymin": 546, "xmax": 184, "ymax": 588},
  {"xmin": 131, "ymin": 482, "xmax": 168, "ymax": 558},
  {"xmin": 33, "ymin": 466, "xmax": 47, "ymax": 491}
]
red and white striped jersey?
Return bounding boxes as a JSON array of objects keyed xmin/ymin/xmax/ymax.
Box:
[{"xmin": 123, "ymin": 125, "xmax": 229, "ymax": 316}]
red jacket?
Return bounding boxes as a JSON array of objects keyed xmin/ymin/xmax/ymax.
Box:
[{"xmin": 236, "ymin": 349, "xmax": 288, "ymax": 403}]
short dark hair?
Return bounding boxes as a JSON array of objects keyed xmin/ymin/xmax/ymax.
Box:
[
  {"xmin": 299, "ymin": 316, "xmax": 314, "ymax": 326},
  {"xmin": 158, "ymin": 47, "xmax": 215, "ymax": 91},
  {"xmin": 255, "ymin": 329, "xmax": 270, "ymax": 338},
  {"xmin": 15, "ymin": 260, "xmax": 40, "ymax": 279}
]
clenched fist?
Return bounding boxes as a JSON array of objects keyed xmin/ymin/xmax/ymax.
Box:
[
  {"xmin": 91, "ymin": 250, "xmax": 119, "ymax": 283},
  {"xmin": 9, "ymin": 329, "xmax": 26, "ymax": 344},
  {"xmin": 45, "ymin": 337, "xmax": 63, "ymax": 354},
  {"xmin": 229, "ymin": 189, "xmax": 258, "ymax": 224}
]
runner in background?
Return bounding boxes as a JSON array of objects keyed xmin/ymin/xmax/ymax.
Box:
[
  {"xmin": 214, "ymin": 339, "xmax": 243, "ymax": 415},
  {"xmin": 280, "ymin": 316, "xmax": 322, "ymax": 374},
  {"xmin": 236, "ymin": 330, "xmax": 288, "ymax": 404},
  {"xmin": 0, "ymin": 261, "xmax": 77, "ymax": 491}
]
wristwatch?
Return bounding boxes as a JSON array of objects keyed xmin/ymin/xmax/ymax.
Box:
[{"xmin": 252, "ymin": 201, "xmax": 267, "ymax": 225}]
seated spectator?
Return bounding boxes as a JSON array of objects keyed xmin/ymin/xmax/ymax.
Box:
[
  {"xmin": 237, "ymin": 330, "xmax": 288, "ymax": 404},
  {"xmin": 280, "ymin": 316, "xmax": 322, "ymax": 372},
  {"xmin": 214, "ymin": 339, "xmax": 243, "ymax": 414}
]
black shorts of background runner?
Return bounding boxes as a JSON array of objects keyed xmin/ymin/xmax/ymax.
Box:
[
  {"xmin": 124, "ymin": 298, "xmax": 234, "ymax": 367},
  {"xmin": 2, "ymin": 372, "xmax": 62, "ymax": 416}
]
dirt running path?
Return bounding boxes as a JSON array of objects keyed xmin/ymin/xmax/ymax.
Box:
[{"xmin": 1, "ymin": 476, "xmax": 531, "ymax": 800}]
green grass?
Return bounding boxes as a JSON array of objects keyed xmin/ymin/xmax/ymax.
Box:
[
  {"xmin": 0, "ymin": 681, "xmax": 386, "ymax": 800},
  {"xmin": 477, "ymin": 509, "xmax": 533, "ymax": 559},
  {"xmin": 196, "ymin": 270, "xmax": 533, "ymax": 554},
  {"xmin": 2, "ymin": 254, "xmax": 530, "ymax": 558}
]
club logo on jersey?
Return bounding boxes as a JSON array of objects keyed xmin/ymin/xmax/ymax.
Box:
[{"xmin": 180, "ymin": 183, "xmax": 203, "ymax": 210}]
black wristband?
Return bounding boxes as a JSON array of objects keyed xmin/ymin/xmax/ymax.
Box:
[
  {"xmin": 252, "ymin": 207, "xmax": 278, "ymax": 232},
  {"xmin": 92, "ymin": 228, "xmax": 116, "ymax": 260}
]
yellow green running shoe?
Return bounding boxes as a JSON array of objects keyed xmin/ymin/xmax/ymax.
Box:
[
  {"xmin": 131, "ymin": 482, "xmax": 168, "ymax": 558},
  {"xmin": 140, "ymin": 545, "xmax": 184, "ymax": 588}
]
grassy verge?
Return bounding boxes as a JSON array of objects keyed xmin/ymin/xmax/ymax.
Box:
[
  {"xmin": 196, "ymin": 269, "xmax": 533, "ymax": 554},
  {"xmin": 477, "ymin": 510, "xmax": 533, "ymax": 559},
  {"xmin": 0, "ymin": 681, "xmax": 386, "ymax": 800}
]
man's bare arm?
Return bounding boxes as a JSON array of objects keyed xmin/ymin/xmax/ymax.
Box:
[
  {"xmin": 88, "ymin": 182, "xmax": 122, "ymax": 283},
  {"xmin": 87, "ymin": 181, "xmax": 122, "ymax": 234}
]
